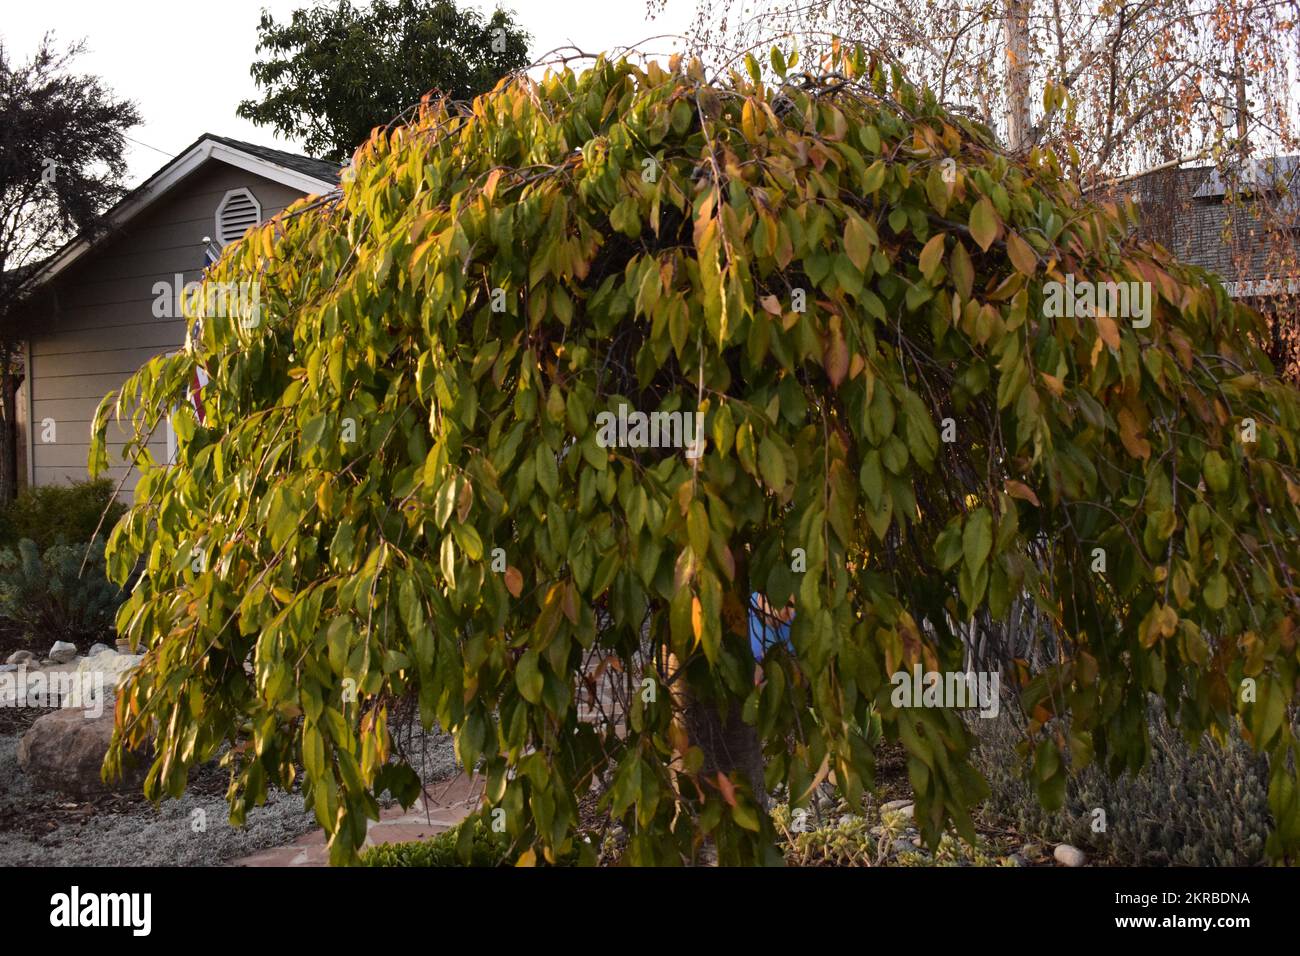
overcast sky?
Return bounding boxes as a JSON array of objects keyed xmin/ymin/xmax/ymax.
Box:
[{"xmin": 2, "ymin": 0, "xmax": 697, "ymax": 185}]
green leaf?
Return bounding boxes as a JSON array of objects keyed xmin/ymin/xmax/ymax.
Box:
[
  {"xmin": 1203, "ymin": 450, "xmax": 1231, "ymax": 494},
  {"xmin": 1204, "ymin": 572, "xmax": 1229, "ymax": 610},
  {"xmin": 962, "ymin": 507, "xmax": 993, "ymax": 575},
  {"xmin": 770, "ymin": 47, "xmax": 787, "ymax": 78},
  {"xmin": 758, "ymin": 434, "xmax": 787, "ymax": 493},
  {"xmin": 516, "ymin": 649, "xmax": 544, "ymax": 703},
  {"xmin": 934, "ymin": 521, "xmax": 963, "ymax": 572},
  {"xmin": 860, "ymin": 449, "xmax": 884, "ymax": 507},
  {"xmin": 534, "ymin": 443, "xmax": 559, "ymax": 497},
  {"xmin": 452, "ymin": 522, "xmax": 484, "ymax": 561}
]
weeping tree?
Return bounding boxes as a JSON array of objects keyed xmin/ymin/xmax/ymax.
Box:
[{"xmin": 96, "ymin": 48, "xmax": 1300, "ymax": 865}]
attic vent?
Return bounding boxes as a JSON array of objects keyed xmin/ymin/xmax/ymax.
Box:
[{"xmin": 215, "ymin": 188, "xmax": 262, "ymax": 245}]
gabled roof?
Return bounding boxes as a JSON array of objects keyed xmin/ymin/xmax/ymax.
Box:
[
  {"xmin": 1127, "ymin": 155, "xmax": 1300, "ymax": 297},
  {"xmin": 20, "ymin": 133, "xmax": 341, "ymax": 293},
  {"xmin": 201, "ymin": 134, "xmax": 343, "ymax": 187},
  {"xmin": 1192, "ymin": 155, "xmax": 1300, "ymax": 205}
]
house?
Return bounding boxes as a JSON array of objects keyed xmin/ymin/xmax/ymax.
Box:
[
  {"xmin": 12, "ymin": 135, "xmax": 339, "ymax": 495},
  {"xmin": 1127, "ymin": 156, "xmax": 1300, "ymax": 377}
]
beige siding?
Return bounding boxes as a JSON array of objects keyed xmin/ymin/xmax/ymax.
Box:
[{"xmin": 22, "ymin": 161, "xmax": 310, "ymax": 496}]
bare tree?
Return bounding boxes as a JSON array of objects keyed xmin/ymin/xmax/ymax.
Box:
[{"xmin": 658, "ymin": 1, "xmax": 1300, "ymax": 378}]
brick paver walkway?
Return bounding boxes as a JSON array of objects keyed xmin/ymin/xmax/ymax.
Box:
[{"xmin": 233, "ymin": 771, "xmax": 482, "ymax": 866}]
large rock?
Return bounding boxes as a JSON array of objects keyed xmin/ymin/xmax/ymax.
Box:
[
  {"xmin": 17, "ymin": 708, "xmax": 149, "ymax": 798},
  {"xmin": 47, "ymin": 641, "xmax": 78, "ymax": 664},
  {"xmin": 5, "ymin": 649, "xmax": 36, "ymax": 666}
]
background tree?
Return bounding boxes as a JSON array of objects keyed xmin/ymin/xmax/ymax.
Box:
[
  {"xmin": 236, "ymin": 0, "xmax": 531, "ymax": 161},
  {"xmin": 665, "ymin": 0, "xmax": 1298, "ymax": 177},
  {"xmin": 661, "ymin": 0, "xmax": 1300, "ymax": 380},
  {"xmin": 99, "ymin": 51, "xmax": 1300, "ymax": 865},
  {"xmin": 0, "ymin": 35, "xmax": 140, "ymax": 503}
]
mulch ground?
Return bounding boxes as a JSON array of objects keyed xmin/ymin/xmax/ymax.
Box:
[
  {"xmin": 0, "ymin": 624, "xmax": 106, "ymax": 664},
  {"xmin": 0, "ymin": 758, "xmax": 236, "ymax": 842},
  {"xmin": 0, "ymin": 622, "xmax": 35, "ymax": 663},
  {"xmin": 0, "ymin": 698, "xmax": 236, "ymax": 842},
  {"xmin": 873, "ymin": 740, "xmax": 911, "ymax": 802},
  {"xmin": 0, "ymin": 705, "xmax": 50, "ymax": 738}
]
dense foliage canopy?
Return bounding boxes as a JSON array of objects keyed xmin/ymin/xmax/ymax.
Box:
[{"xmin": 97, "ymin": 49, "xmax": 1300, "ymax": 864}]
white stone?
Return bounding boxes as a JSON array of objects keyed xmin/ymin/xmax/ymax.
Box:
[
  {"xmin": 47, "ymin": 641, "xmax": 78, "ymax": 664},
  {"xmin": 881, "ymin": 800, "xmax": 915, "ymax": 821},
  {"xmin": 87, "ymin": 642, "xmax": 116, "ymax": 657},
  {"xmin": 65, "ymin": 651, "xmax": 144, "ymax": 709},
  {"xmin": 1054, "ymin": 843, "xmax": 1086, "ymax": 867}
]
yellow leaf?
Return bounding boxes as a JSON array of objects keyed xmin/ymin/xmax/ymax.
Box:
[
  {"xmin": 844, "ymin": 216, "xmax": 872, "ymax": 272},
  {"xmin": 1117, "ymin": 408, "xmax": 1151, "ymax": 461},
  {"xmin": 691, "ymin": 595, "xmax": 703, "ymax": 646},
  {"xmin": 968, "ymin": 197, "xmax": 999, "ymax": 251},
  {"xmin": 1006, "ymin": 230, "xmax": 1037, "ymax": 275},
  {"xmin": 1089, "ymin": 335, "xmax": 1104, "ymax": 369},
  {"xmin": 1096, "ymin": 313, "xmax": 1120, "ymax": 350},
  {"xmin": 918, "ymin": 233, "xmax": 946, "ymax": 281},
  {"xmin": 824, "ymin": 322, "xmax": 849, "ymax": 388},
  {"xmin": 1141, "ymin": 604, "xmax": 1179, "ymax": 648},
  {"xmin": 742, "ymin": 99, "xmax": 761, "ymax": 141}
]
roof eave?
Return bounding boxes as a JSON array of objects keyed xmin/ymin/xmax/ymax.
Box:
[{"xmin": 19, "ymin": 137, "xmax": 336, "ymax": 294}]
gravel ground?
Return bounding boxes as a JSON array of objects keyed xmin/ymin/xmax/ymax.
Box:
[{"xmin": 0, "ymin": 717, "xmax": 459, "ymax": 867}]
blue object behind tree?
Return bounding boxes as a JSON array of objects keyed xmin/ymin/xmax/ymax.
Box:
[{"xmin": 748, "ymin": 592, "xmax": 794, "ymax": 661}]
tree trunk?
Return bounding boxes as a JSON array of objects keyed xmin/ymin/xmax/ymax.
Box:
[
  {"xmin": 666, "ymin": 647, "xmax": 768, "ymax": 811},
  {"xmin": 683, "ymin": 689, "xmax": 767, "ymax": 809},
  {"xmin": 1003, "ymin": 0, "xmax": 1033, "ymax": 152},
  {"xmin": 0, "ymin": 342, "xmax": 20, "ymax": 505}
]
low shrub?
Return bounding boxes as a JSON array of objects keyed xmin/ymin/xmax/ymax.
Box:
[
  {"xmin": 0, "ymin": 536, "xmax": 126, "ymax": 646},
  {"xmin": 973, "ymin": 706, "xmax": 1273, "ymax": 866},
  {"xmin": 772, "ymin": 799, "xmax": 1007, "ymax": 867},
  {"xmin": 361, "ymin": 820, "xmax": 507, "ymax": 867},
  {"xmin": 0, "ymin": 479, "xmax": 126, "ymax": 551},
  {"xmin": 360, "ymin": 817, "xmax": 584, "ymax": 866}
]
